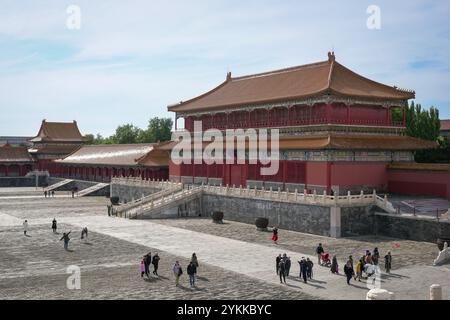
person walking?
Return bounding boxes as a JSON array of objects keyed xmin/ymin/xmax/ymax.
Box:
[
  {"xmin": 51, "ymin": 190, "xmax": 55, "ymax": 198},
  {"xmin": 285, "ymin": 257, "xmax": 291, "ymax": 277},
  {"xmin": 276, "ymin": 254, "xmax": 282, "ymax": 275},
  {"xmin": 330, "ymin": 255, "xmax": 339, "ymax": 274},
  {"xmin": 344, "ymin": 260, "xmax": 354, "ymax": 285},
  {"xmin": 23, "ymin": 220, "xmax": 29, "ymax": 236},
  {"xmin": 173, "ymin": 261, "xmax": 182, "ymax": 287},
  {"xmin": 191, "ymin": 253, "xmax": 199, "ymax": 273},
  {"xmin": 81, "ymin": 227, "xmax": 88, "ymax": 240},
  {"xmin": 278, "ymin": 260, "xmax": 287, "ymax": 284},
  {"xmin": 44, "ymin": 190, "xmax": 48, "ymax": 198},
  {"xmin": 306, "ymin": 258, "xmax": 314, "ymax": 279},
  {"xmin": 60, "ymin": 231, "xmax": 72, "ymax": 250},
  {"xmin": 187, "ymin": 261, "xmax": 197, "ymax": 288},
  {"xmin": 384, "ymin": 251, "xmax": 392, "ymax": 274},
  {"xmin": 299, "ymin": 258, "xmax": 308, "ymax": 283},
  {"xmin": 152, "ymin": 253, "xmax": 160, "ymax": 276},
  {"xmin": 52, "ymin": 218, "xmax": 57, "ymax": 233},
  {"xmin": 144, "ymin": 253, "xmax": 151, "ymax": 278},
  {"xmin": 348, "ymin": 255, "xmax": 356, "ymax": 280},
  {"xmin": 272, "ymin": 226, "xmax": 279, "ymax": 244},
  {"xmin": 316, "ymin": 243, "xmax": 324, "ymax": 265},
  {"xmin": 373, "ymin": 247, "xmax": 380, "ymax": 265},
  {"xmin": 355, "ymin": 258, "xmax": 363, "ymax": 282},
  {"xmin": 140, "ymin": 259, "xmax": 146, "ymax": 278},
  {"xmin": 365, "ymin": 251, "xmax": 373, "ymax": 265}
]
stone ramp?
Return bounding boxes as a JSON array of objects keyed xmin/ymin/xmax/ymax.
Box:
[
  {"xmin": 44, "ymin": 179, "xmax": 73, "ymax": 192},
  {"xmin": 77, "ymin": 183, "xmax": 109, "ymax": 197}
]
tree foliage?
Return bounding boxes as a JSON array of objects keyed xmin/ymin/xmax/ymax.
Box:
[
  {"xmin": 85, "ymin": 117, "xmax": 173, "ymax": 145},
  {"xmin": 405, "ymin": 101, "xmax": 441, "ymax": 141}
]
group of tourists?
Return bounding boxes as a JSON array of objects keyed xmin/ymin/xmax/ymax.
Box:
[
  {"xmin": 141, "ymin": 252, "xmax": 199, "ymax": 288},
  {"xmin": 140, "ymin": 252, "xmax": 161, "ymax": 278},
  {"xmin": 22, "ymin": 218, "xmax": 88, "ymax": 251},
  {"xmin": 43, "ymin": 190, "xmax": 55, "ymax": 198},
  {"xmin": 315, "ymin": 243, "xmax": 394, "ymax": 285}
]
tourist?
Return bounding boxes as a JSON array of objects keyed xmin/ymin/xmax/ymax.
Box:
[
  {"xmin": 279, "ymin": 260, "xmax": 287, "ymax": 284},
  {"xmin": 373, "ymin": 247, "xmax": 380, "ymax": 265},
  {"xmin": 299, "ymin": 257, "xmax": 308, "ymax": 283},
  {"xmin": 173, "ymin": 261, "xmax": 183, "ymax": 287},
  {"xmin": 152, "ymin": 253, "xmax": 160, "ymax": 276},
  {"xmin": 276, "ymin": 254, "xmax": 282, "ymax": 275},
  {"xmin": 23, "ymin": 220, "xmax": 29, "ymax": 236},
  {"xmin": 348, "ymin": 255, "xmax": 355, "ymax": 279},
  {"xmin": 316, "ymin": 243, "xmax": 324, "ymax": 265},
  {"xmin": 272, "ymin": 226, "xmax": 279, "ymax": 244},
  {"xmin": 365, "ymin": 251, "xmax": 373, "ymax": 265},
  {"xmin": 140, "ymin": 259, "xmax": 146, "ymax": 278},
  {"xmin": 144, "ymin": 253, "xmax": 152, "ymax": 278},
  {"xmin": 384, "ymin": 251, "xmax": 392, "ymax": 274},
  {"xmin": 285, "ymin": 257, "xmax": 291, "ymax": 276},
  {"xmin": 51, "ymin": 190, "xmax": 55, "ymax": 198},
  {"xmin": 355, "ymin": 258, "xmax": 363, "ymax": 281},
  {"xmin": 191, "ymin": 253, "xmax": 199, "ymax": 273},
  {"xmin": 344, "ymin": 260, "xmax": 354, "ymax": 285},
  {"xmin": 60, "ymin": 231, "xmax": 72, "ymax": 250},
  {"xmin": 52, "ymin": 218, "xmax": 57, "ymax": 233},
  {"xmin": 187, "ymin": 261, "xmax": 197, "ymax": 288},
  {"xmin": 306, "ymin": 258, "xmax": 314, "ymax": 279},
  {"xmin": 81, "ymin": 227, "xmax": 88, "ymax": 240},
  {"xmin": 330, "ymin": 255, "xmax": 339, "ymax": 274},
  {"xmin": 44, "ymin": 190, "xmax": 48, "ymax": 198}
]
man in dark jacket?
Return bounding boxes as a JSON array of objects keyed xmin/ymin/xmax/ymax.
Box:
[
  {"xmin": 306, "ymin": 258, "xmax": 314, "ymax": 279},
  {"xmin": 299, "ymin": 257, "xmax": 308, "ymax": 283},
  {"xmin": 144, "ymin": 253, "xmax": 152, "ymax": 278},
  {"xmin": 276, "ymin": 254, "xmax": 282, "ymax": 275},
  {"xmin": 285, "ymin": 257, "xmax": 291, "ymax": 276},
  {"xmin": 316, "ymin": 243, "xmax": 324, "ymax": 265},
  {"xmin": 187, "ymin": 261, "xmax": 197, "ymax": 287},
  {"xmin": 152, "ymin": 253, "xmax": 160, "ymax": 276}
]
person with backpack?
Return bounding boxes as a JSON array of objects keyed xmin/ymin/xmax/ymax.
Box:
[
  {"xmin": 52, "ymin": 218, "xmax": 57, "ymax": 233},
  {"xmin": 187, "ymin": 261, "xmax": 197, "ymax": 288},
  {"xmin": 152, "ymin": 253, "xmax": 160, "ymax": 276},
  {"xmin": 60, "ymin": 231, "xmax": 72, "ymax": 250},
  {"xmin": 173, "ymin": 261, "xmax": 183, "ymax": 287},
  {"xmin": 316, "ymin": 243, "xmax": 324, "ymax": 265}
]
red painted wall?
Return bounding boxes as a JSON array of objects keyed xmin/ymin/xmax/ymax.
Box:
[
  {"xmin": 331, "ymin": 162, "xmax": 388, "ymax": 189},
  {"xmin": 388, "ymin": 170, "xmax": 450, "ymax": 199},
  {"xmin": 305, "ymin": 162, "xmax": 328, "ymax": 187}
]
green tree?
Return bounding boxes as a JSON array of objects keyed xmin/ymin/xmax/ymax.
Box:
[
  {"xmin": 405, "ymin": 101, "xmax": 440, "ymax": 141},
  {"xmin": 138, "ymin": 117, "xmax": 173, "ymax": 143},
  {"xmin": 112, "ymin": 124, "xmax": 142, "ymax": 144}
]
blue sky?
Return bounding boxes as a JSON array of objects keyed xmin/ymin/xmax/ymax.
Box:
[{"xmin": 0, "ymin": 0, "xmax": 449, "ymax": 136}]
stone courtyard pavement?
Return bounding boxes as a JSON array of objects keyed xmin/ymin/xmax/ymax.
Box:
[{"xmin": 0, "ymin": 189, "xmax": 449, "ymax": 300}]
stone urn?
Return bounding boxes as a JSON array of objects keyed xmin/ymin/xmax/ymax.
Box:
[
  {"xmin": 110, "ymin": 196, "xmax": 119, "ymax": 205},
  {"xmin": 437, "ymin": 238, "xmax": 450, "ymax": 251},
  {"xmin": 212, "ymin": 211, "xmax": 224, "ymax": 224},
  {"xmin": 255, "ymin": 218, "xmax": 269, "ymax": 231}
]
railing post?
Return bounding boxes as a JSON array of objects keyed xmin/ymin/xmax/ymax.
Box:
[
  {"xmin": 269, "ymin": 187, "xmax": 273, "ymax": 199},
  {"xmin": 303, "ymin": 189, "xmax": 307, "ymax": 201},
  {"xmin": 348, "ymin": 191, "xmax": 351, "ymax": 204},
  {"xmin": 313, "ymin": 190, "xmax": 317, "ymax": 202},
  {"xmin": 323, "ymin": 190, "xmax": 327, "ymax": 203},
  {"xmin": 278, "ymin": 187, "xmax": 281, "ymax": 200},
  {"xmin": 295, "ymin": 189, "xmax": 298, "ymax": 201}
]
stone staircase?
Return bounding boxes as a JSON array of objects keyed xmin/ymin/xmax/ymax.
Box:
[
  {"xmin": 44, "ymin": 179, "xmax": 73, "ymax": 192},
  {"xmin": 119, "ymin": 186, "xmax": 203, "ymax": 219},
  {"xmin": 77, "ymin": 183, "xmax": 110, "ymax": 197}
]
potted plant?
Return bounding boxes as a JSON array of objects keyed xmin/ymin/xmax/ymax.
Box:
[
  {"xmin": 212, "ymin": 211, "xmax": 224, "ymax": 224},
  {"xmin": 255, "ymin": 217, "xmax": 269, "ymax": 231}
]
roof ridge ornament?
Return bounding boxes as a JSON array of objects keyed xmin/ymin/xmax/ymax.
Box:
[
  {"xmin": 328, "ymin": 51, "xmax": 336, "ymax": 62},
  {"xmin": 226, "ymin": 71, "xmax": 232, "ymax": 81}
]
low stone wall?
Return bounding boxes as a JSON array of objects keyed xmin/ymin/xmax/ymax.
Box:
[
  {"xmin": 0, "ymin": 176, "xmax": 47, "ymax": 188},
  {"xmin": 202, "ymin": 194, "xmax": 332, "ymax": 236},
  {"xmin": 110, "ymin": 183, "xmax": 161, "ymax": 203},
  {"xmin": 374, "ymin": 213, "xmax": 450, "ymax": 243},
  {"xmin": 340, "ymin": 206, "xmax": 378, "ymax": 237}
]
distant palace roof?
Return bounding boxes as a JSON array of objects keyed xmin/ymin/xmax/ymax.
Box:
[
  {"xmin": 441, "ymin": 120, "xmax": 450, "ymax": 131},
  {"xmin": 56, "ymin": 144, "xmax": 162, "ymax": 167},
  {"xmin": 168, "ymin": 52, "xmax": 415, "ymax": 113},
  {"xmin": 0, "ymin": 144, "xmax": 34, "ymax": 163},
  {"xmin": 30, "ymin": 120, "xmax": 87, "ymax": 143}
]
